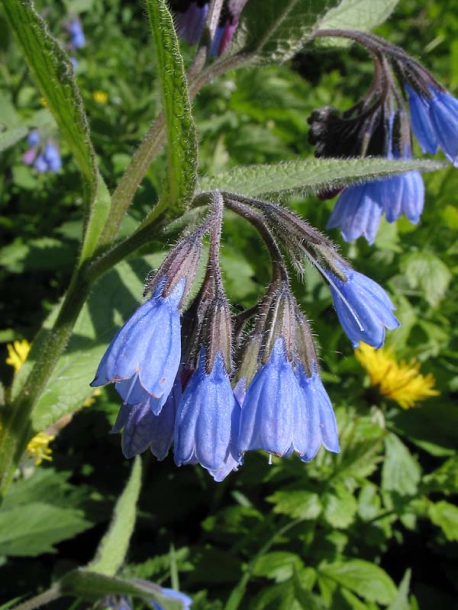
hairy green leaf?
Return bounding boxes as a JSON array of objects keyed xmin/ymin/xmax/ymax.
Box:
[
  {"xmin": 59, "ymin": 569, "xmax": 184, "ymax": 609},
  {"xmin": 88, "ymin": 457, "xmax": 142, "ymax": 576},
  {"xmin": 316, "ymin": 0, "xmax": 400, "ymax": 47},
  {"xmin": 144, "ymin": 0, "xmax": 198, "ymax": 211},
  {"xmin": 200, "ymin": 158, "xmax": 443, "ymax": 198},
  {"xmin": 319, "ymin": 559, "xmax": 397, "ymax": 604},
  {"xmin": 241, "ymin": 0, "xmax": 340, "ymax": 63}
]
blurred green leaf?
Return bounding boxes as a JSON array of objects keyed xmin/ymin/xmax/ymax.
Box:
[
  {"xmin": 0, "ymin": 502, "xmax": 90, "ymax": 557},
  {"xmin": 382, "ymin": 434, "xmax": 421, "ymax": 497},
  {"xmin": 88, "ymin": 457, "xmax": 142, "ymax": 576},
  {"xmin": 253, "ymin": 552, "xmax": 304, "ymax": 583},
  {"xmin": 402, "ymin": 251, "xmax": 452, "ymax": 307},
  {"xmin": 387, "ymin": 569, "xmax": 412, "ymax": 610},
  {"xmin": 200, "ymin": 158, "xmax": 443, "ymax": 198},
  {"xmin": 429, "ymin": 500, "xmax": 458, "ymax": 542},
  {"xmin": 322, "ymin": 484, "xmax": 358, "ymax": 529},
  {"xmin": 319, "ymin": 559, "xmax": 397, "ymax": 604},
  {"xmin": 0, "ymin": 126, "xmax": 27, "ymax": 152},
  {"xmin": 267, "ymin": 490, "xmax": 322, "ymax": 520},
  {"xmin": 144, "ymin": 0, "xmax": 198, "ymax": 211}
]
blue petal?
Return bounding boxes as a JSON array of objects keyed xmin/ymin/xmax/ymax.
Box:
[
  {"xmin": 429, "ymin": 90, "xmax": 458, "ymax": 166},
  {"xmin": 237, "ymin": 339, "xmax": 304, "ymax": 458},
  {"xmin": 150, "ymin": 375, "xmax": 181, "ymax": 461},
  {"xmin": 175, "ymin": 3, "xmax": 208, "ymax": 45},
  {"xmin": 174, "ymin": 351, "xmax": 238, "ymax": 475},
  {"xmin": 406, "ymin": 85, "xmax": 439, "ymax": 154},
  {"xmin": 327, "ymin": 183, "xmax": 383, "ymax": 244}
]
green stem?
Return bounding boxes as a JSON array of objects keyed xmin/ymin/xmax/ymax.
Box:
[
  {"xmin": 11, "ymin": 585, "xmax": 62, "ymax": 610},
  {"xmin": 224, "ymin": 518, "xmax": 305, "ymax": 610},
  {"xmin": 0, "ymin": 270, "xmax": 91, "ymax": 494}
]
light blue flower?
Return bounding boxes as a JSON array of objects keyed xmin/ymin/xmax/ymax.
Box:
[
  {"xmin": 407, "ymin": 85, "xmax": 458, "ymax": 166},
  {"xmin": 174, "ymin": 349, "xmax": 239, "ymax": 481},
  {"xmin": 325, "ymin": 264, "xmax": 399, "ymax": 348},
  {"xmin": 296, "ymin": 364, "xmax": 339, "ymax": 462},
  {"xmin": 44, "ymin": 143, "xmax": 62, "ymax": 173},
  {"xmin": 327, "ymin": 182, "xmax": 383, "ymax": 244},
  {"xmin": 406, "ymin": 85, "xmax": 439, "ymax": 154},
  {"xmin": 237, "ymin": 338, "xmax": 306, "ymax": 459},
  {"xmin": 69, "ymin": 18, "xmax": 85, "ymax": 48},
  {"xmin": 27, "ymin": 130, "xmax": 40, "ymax": 147},
  {"xmin": 91, "ymin": 279, "xmax": 185, "ymax": 411},
  {"xmin": 381, "ymin": 170, "xmax": 424, "ymax": 224}
]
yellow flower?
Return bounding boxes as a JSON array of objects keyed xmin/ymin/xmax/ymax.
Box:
[
  {"xmin": 93, "ymin": 90, "xmax": 108, "ymax": 104},
  {"xmin": 6, "ymin": 339, "xmax": 31, "ymax": 374},
  {"xmin": 355, "ymin": 343, "xmax": 439, "ymax": 409},
  {"xmin": 27, "ymin": 432, "xmax": 55, "ymax": 465},
  {"xmin": 40, "ymin": 96, "xmax": 48, "ymax": 107}
]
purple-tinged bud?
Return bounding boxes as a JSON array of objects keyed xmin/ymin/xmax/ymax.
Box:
[
  {"xmin": 22, "ymin": 148, "xmax": 38, "ymax": 166},
  {"xmin": 173, "ymin": 1, "xmax": 209, "ymax": 46},
  {"xmin": 201, "ymin": 295, "xmax": 232, "ymax": 374},
  {"xmin": 324, "ymin": 263, "xmax": 399, "ymax": 349}
]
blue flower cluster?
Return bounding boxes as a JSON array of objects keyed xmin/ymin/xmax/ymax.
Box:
[
  {"xmin": 309, "ymin": 33, "xmax": 458, "ymax": 244},
  {"xmin": 92, "ymin": 194, "xmax": 399, "ymax": 481},
  {"xmin": 22, "ymin": 131, "xmax": 62, "ymax": 174}
]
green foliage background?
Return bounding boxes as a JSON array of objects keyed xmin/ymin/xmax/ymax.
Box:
[{"xmin": 0, "ymin": 0, "xmax": 457, "ymax": 608}]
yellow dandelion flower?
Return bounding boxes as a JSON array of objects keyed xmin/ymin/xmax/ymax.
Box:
[
  {"xmin": 355, "ymin": 343, "xmax": 439, "ymax": 409},
  {"xmin": 6, "ymin": 339, "xmax": 31, "ymax": 374},
  {"xmin": 40, "ymin": 96, "xmax": 48, "ymax": 107},
  {"xmin": 27, "ymin": 432, "xmax": 55, "ymax": 465},
  {"xmin": 93, "ymin": 90, "xmax": 108, "ymax": 104}
]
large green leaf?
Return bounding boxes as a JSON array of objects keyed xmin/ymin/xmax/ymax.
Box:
[
  {"xmin": 144, "ymin": 0, "xmax": 198, "ymax": 212},
  {"xmin": 382, "ymin": 434, "xmax": 421, "ymax": 497},
  {"xmin": 0, "ymin": 502, "xmax": 90, "ymax": 557},
  {"xmin": 1, "ymin": 0, "xmax": 110, "ymax": 261},
  {"xmin": 429, "ymin": 501, "xmax": 458, "ymax": 542},
  {"xmin": 319, "ymin": 559, "xmax": 397, "ymax": 604},
  {"xmin": 316, "ymin": 0, "xmax": 400, "ymax": 47},
  {"xmin": 0, "ymin": 126, "xmax": 27, "ymax": 153},
  {"xmin": 322, "ymin": 484, "xmax": 358, "ymax": 529},
  {"xmin": 241, "ymin": 0, "xmax": 340, "ymax": 63},
  {"xmin": 402, "ymin": 251, "xmax": 452, "ymax": 307},
  {"xmin": 267, "ymin": 490, "xmax": 322, "ymax": 520},
  {"xmin": 200, "ymin": 158, "xmax": 443, "ymax": 198},
  {"xmin": 88, "ymin": 458, "xmax": 142, "ymax": 576},
  {"xmin": 11, "ymin": 255, "xmax": 163, "ymax": 432}
]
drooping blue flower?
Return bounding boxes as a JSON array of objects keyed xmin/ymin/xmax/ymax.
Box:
[
  {"xmin": 44, "ymin": 142, "xmax": 62, "ymax": 173},
  {"xmin": 112, "ymin": 375, "xmax": 181, "ymax": 460},
  {"xmin": 34, "ymin": 154, "xmax": 49, "ymax": 173},
  {"xmin": 327, "ymin": 182, "xmax": 383, "ymax": 245},
  {"xmin": 296, "ymin": 364, "xmax": 339, "ymax": 462},
  {"xmin": 406, "ymin": 85, "xmax": 458, "ymax": 165},
  {"xmin": 174, "ymin": 349, "xmax": 239, "ymax": 481},
  {"xmin": 405, "ymin": 85, "xmax": 439, "ymax": 155},
  {"xmin": 69, "ymin": 18, "xmax": 85, "ymax": 48},
  {"xmin": 325, "ymin": 264, "xmax": 400, "ymax": 349},
  {"xmin": 150, "ymin": 587, "xmax": 192, "ymax": 610},
  {"xmin": 91, "ymin": 279, "xmax": 185, "ymax": 411},
  {"xmin": 380, "ymin": 169, "xmax": 425, "ymax": 224},
  {"xmin": 237, "ymin": 338, "xmax": 307, "ymax": 459}
]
